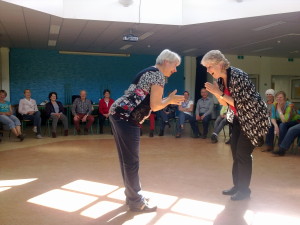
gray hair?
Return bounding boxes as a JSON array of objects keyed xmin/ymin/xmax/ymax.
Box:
[
  {"xmin": 156, "ymin": 49, "xmax": 181, "ymax": 65},
  {"xmin": 201, "ymin": 50, "xmax": 230, "ymax": 69}
]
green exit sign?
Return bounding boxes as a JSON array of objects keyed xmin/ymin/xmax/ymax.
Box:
[
  {"xmin": 237, "ymin": 55, "xmax": 244, "ymax": 59},
  {"xmin": 288, "ymin": 58, "xmax": 294, "ymax": 62}
]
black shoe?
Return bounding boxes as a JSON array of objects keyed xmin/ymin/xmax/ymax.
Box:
[
  {"xmin": 231, "ymin": 191, "xmax": 250, "ymax": 201},
  {"xmin": 272, "ymin": 148, "xmax": 286, "ymax": 156},
  {"xmin": 158, "ymin": 130, "xmax": 164, "ymax": 136},
  {"xmin": 175, "ymin": 133, "xmax": 181, "ymax": 138},
  {"xmin": 17, "ymin": 134, "xmax": 25, "ymax": 141},
  {"xmin": 222, "ymin": 187, "xmax": 237, "ymax": 196},
  {"xmin": 225, "ymin": 138, "xmax": 231, "ymax": 144},
  {"xmin": 193, "ymin": 133, "xmax": 200, "ymax": 138},
  {"xmin": 211, "ymin": 134, "xmax": 218, "ymax": 143},
  {"xmin": 52, "ymin": 132, "xmax": 57, "ymax": 138},
  {"xmin": 149, "ymin": 130, "xmax": 154, "ymax": 137},
  {"xmin": 129, "ymin": 202, "xmax": 157, "ymax": 213}
]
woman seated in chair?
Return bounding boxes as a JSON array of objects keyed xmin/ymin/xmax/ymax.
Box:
[
  {"xmin": 270, "ymin": 91, "xmax": 300, "ymax": 153},
  {"xmin": 98, "ymin": 89, "xmax": 114, "ymax": 134},
  {"xmin": 45, "ymin": 92, "xmax": 68, "ymax": 138},
  {"xmin": 0, "ymin": 90, "xmax": 24, "ymax": 141}
]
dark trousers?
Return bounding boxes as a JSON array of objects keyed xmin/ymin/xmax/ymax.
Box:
[
  {"xmin": 99, "ymin": 113, "xmax": 109, "ymax": 133},
  {"xmin": 265, "ymin": 124, "xmax": 274, "ymax": 146},
  {"xmin": 159, "ymin": 111, "xmax": 175, "ymax": 131},
  {"xmin": 23, "ymin": 111, "xmax": 42, "ymax": 135},
  {"xmin": 109, "ymin": 115, "xmax": 145, "ymax": 208},
  {"xmin": 73, "ymin": 113, "xmax": 94, "ymax": 130},
  {"xmin": 230, "ymin": 117, "xmax": 254, "ymax": 194},
  {"xmin": 176, "ymin": 112, "xmax": 200, "ymax": 136},
  {"xmin": 199, "ymin": 113, "xmax": 212, "ymax": 136}
]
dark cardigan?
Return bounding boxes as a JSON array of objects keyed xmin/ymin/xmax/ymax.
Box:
[{"xmin": 45, "ymin": 101, "xmax": 65, "ymax": 118}]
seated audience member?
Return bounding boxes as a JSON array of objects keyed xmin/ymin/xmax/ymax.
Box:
[
  {"xmin": 98, "ymin": 89, "xmax": 114, "ymax": 134},
  {"xmin": 45, "ymin": 92, "xmax": 68, "ymax": 138},
  {"xmin": 273, "ymin": 123, "xmax": 300, "ymax": 156},
  {"xmin": 18, "ymin": 89, "xmax": 42, "ymax": 139},
  {"xmin": 158, "ymin": 104, "xmax": 177, "ymax": 136},
  {"xmin": 72, "ymin": 90, "xmax": 94, "ymax": 135},
  {"xmin": 263, "ymin": 89, "xmax": 275, "ymax": 151},
  {"xmin": 176, "ymin": 91, "xmax": 200, "ymax": 138},
  {"xmin": 211, "ymin": 105, "xmax": 228, "ymax": 143},
  {"xmin": 0, "ymin": 90, "xmax": 24, "ymax": 141},
  {"xmin": 140, "ymin": 112, "xmax": 156, "ymax": 137},
  {"xmin": 270, "ymin": 91, "xmax": 300, "ymax": 154},
  {"xmin": 195, "ymin": 88, "xmax": 214, "ymax": 139}
]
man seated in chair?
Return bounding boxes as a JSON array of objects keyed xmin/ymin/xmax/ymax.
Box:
[
  {"xmin": 18, "ymin": 89, "xmax": 43, "ymax": 139},
  {"xmin": 211, "ymin": 105, "xmax": 229, "ymax": 143},
  {"xmin": 195, "ymin": 88, "xmax": 214, "ymax": 139},
  {"xmin": 175, "ymin": 91, "xmax": 200, "ymax": 138},
  {"xmin": 72, "ymin": 90, "xmax": 94, "ymax": 135}
]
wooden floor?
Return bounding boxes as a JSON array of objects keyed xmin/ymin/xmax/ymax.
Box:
[{"xmin": 0, "ymin": 126, "xmax": 300, "ymax": 225}]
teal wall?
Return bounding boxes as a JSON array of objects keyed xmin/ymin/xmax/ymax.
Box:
[{"xmin": 9, "ymin": 48, "xmax": 184, "ymax": 105}]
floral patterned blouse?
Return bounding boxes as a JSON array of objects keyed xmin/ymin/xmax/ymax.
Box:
[{"xmin": 110, "ymin": 66, "xmax": 165, "ymax": 124}]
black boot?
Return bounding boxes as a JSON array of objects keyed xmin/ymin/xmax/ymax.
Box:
[
  {"xmin": 158, "ymin": 130, "xmax": 164, "ymax": 136},
  {"xmin": 149, "ymin": 130, "xmax": 154, "ymax": 137}
]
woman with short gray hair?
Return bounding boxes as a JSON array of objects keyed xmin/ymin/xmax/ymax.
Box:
[
  {"xmin": 202, "ymin": 50, "xmax": 270, "ymax": 201},
  {"xmin": 109, "ymin": 49, "xmax": 184, "ymax": 212}
]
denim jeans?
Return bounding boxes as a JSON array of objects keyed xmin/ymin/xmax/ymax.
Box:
[
  {"xmin": 280, "ymin": 123, "xmax": 300, "ymax": 150},
  {"xmin": 159, "ymin": 110, "xmax": 175, "ymax": 131},
  {"xmin": 198, "ymin": 113, "xmax": 212, "ymax": 136},
  {"xmin": 176, "ymin": 111, "xmax": 200, "ymax": 136},
  {"xmin": 278, "ymin": 121, "xmax": 298, "ymax": 145},
  {"xmin": 0, "ymin": 115, "xmax": 21, "ymax": 129},
  {"xmin": 22, "ymin": 111, "xmax": 42, "ymax": 135},
  {"xmin": 265, "ymin": 124, "xmax": 274, "ymax": 147},
  {"xmin": 109, "ymin": 115, "xmax": 146, "ymax": 208},
  {"xmin": 213, "ymin": 116, "xmax": 228, "ymax": 135}
]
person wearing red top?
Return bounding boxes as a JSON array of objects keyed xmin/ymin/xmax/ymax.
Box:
[{"xmin": 98, "ymin": 89, "xmax": 114, "ymax": 134}]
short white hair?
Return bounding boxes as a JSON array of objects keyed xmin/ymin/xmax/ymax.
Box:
[
  {"xmin": 156, "ymin": 49, "xmax": 181, "ymax": 65},
  {"xmin": 201, "ymin": 50, "xmax": 230, "ymax": 69}
]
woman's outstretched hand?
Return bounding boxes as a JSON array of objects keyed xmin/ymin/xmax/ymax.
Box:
[{"xmin": 168, "ymin": 90, "xmax": 184, "ymax": 105}]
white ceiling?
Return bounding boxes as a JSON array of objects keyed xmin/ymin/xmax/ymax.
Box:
[{"xmin": 0, "ymin": 0, "xmax": 300, "ymax": 58}]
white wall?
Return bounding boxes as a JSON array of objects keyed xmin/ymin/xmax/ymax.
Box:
[{"xmin": 184, "ymin": 54, "xmax": 300, "ymax": 99}]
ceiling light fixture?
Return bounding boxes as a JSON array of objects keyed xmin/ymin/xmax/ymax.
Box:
[
  {"xmin": 139, "ymin": 32, "xmax": 154, "ymax": 40},
  {"xmin": 119, "ymin": 0, "xmax": 133, "ymax": 7},
  {"xmin": 120, "ymin": 44, "xmax": 132, "ymax": 50},
  {"xmin": 59, "ymin": 51, "xmax": 130, "ymax": 57},
  {"xmin": 253, "ymin": 21, "xmax": 286, "ymax": 31},
  {"xmin": 48, "ymin": 40, "xmax": 57, "ymax": 46},
  {"xmin": 49, "ymin": 25, "xmax": 60, "ymax": 34},
  {"xmin": 251, "ymin": 47, "xmax": 273, "ymax": 53}
]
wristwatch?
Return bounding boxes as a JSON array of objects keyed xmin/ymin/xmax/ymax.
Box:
[{"xmin": 219, "ymin": 93, "xmax": 225, "ymax": 99}]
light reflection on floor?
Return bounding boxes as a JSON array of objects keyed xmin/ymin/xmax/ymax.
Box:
[{"xmin": 20, "ymin": 179, "xmax": 300, "ymax": 225}]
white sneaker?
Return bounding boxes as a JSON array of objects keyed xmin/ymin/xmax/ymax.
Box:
[
  {"xmin": 36, "ymin": 134, "xmax": 43, "ymax": 139},
  {"xmin": 33, "ymin": 126, "xmax": 37, "ymax": 133}
]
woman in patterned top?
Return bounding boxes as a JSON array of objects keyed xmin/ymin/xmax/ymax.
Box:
[
  {"xmin": 109, "ymin": 49, "xmax": 184, "ymax": 212},
  {"xmin": 270, "ymin": 91, "xmax": 300, "ymax": 156},
  {"xmin": 202, "ymin": 50, "xmax": 270, "ymax": 201}
]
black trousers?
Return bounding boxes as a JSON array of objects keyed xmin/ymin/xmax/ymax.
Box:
[
  {"xmin": 230, "ymin": 117, "xmax": 254, "ymax": 194},
  {"xmin": 109, "ymin": 115, "xmax": 145, "ymax": 208}
]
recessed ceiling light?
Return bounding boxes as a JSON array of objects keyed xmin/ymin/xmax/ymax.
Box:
[
  {"xmin": 48, "ymin": 40, "xmax": 57, "ymax": 46},
  {"xmin": 120, "ymin": 44, "xmax": 132, "ymax": 50},
  {"xmin": 139, "ymin": 32, "xmax": 154, "ymax": 40},
  {"xmin": 119, "ymin": 0, "xmax": 133, "ymax": 7},
  {"xmin": 183, "ymin": 48, "xmax": 197, "ymax": 53},
  {"xmin": 49, "ymin": 25, "xmax": 60, "ymax": 34},
  {"xmin": 253, "ymin": 21, "xmax": 286, "ymax": 31},
  {"xmin": 251, "ymin": 47, "xmax": 273, "ymax": 53}
]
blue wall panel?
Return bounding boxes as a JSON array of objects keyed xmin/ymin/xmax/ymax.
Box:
[{"xmin": 9, "ymin": 48, "xmax": 184, "ymax": 105}]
